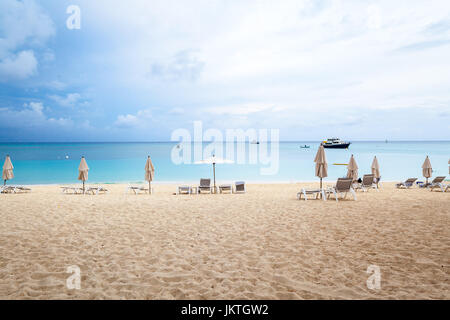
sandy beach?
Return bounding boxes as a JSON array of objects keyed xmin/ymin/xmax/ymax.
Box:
[{"xmin": 0, "ymin": 183, "xmax": 448, "ymax": 300}]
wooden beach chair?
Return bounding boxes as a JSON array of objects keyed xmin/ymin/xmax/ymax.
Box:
[
  {"xmin": 396, "ymin": 178, "xmax": 417, "ymax": 189},
  {"xmin": 325, "ymin": 178, "xmax": 356, "ymax": 202},
  {"xmin": 428, "ymin": 176, "xmax": 447, "ymax": 192},
  {"xmin": 234, "ymin": 181, "xmax": 246, "ymax": 194}
]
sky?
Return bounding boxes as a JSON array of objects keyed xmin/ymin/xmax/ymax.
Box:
[{"xmin": 0, "ymin": 0, "xmax": 450, "ymax": 142}]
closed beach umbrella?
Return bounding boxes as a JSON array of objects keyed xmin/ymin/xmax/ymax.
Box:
[
  {"xmin": 314, "ymin": 145, "xmax": 328, "ymax": 189},
  {"xmin": 2, "ymin": 155, "xmax": 14, "ymax": 185},
  {"xmin": 145, "ymin": 156, "xmax": 155, "ymax": 194},
  {"xmin": 371, "ymin": 156, "xmax": 380, "ymax": 184},
  {"xmin": 422, "ymin": 156, "xmax": 432, "ymax": 184},
  {"xmin": 195, "ymin": 155, "xmax": 234, "ymax": 193},
  {"xmin": 78, "ymin": 156, "xmax": 89, "ymax": 193},
  {"xmin": 347, "ymin": 154, "xmax": 358, "ymax": 181}
]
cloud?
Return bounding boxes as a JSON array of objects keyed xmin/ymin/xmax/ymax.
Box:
[
  {"xmin": 114, "ymin": 109, "xmax": 153, "ymax": 128},
  {"xmin": 205, "ymin": 103, "xmax": 280, "ymax": 116},
  {"xmin": 48, "ymin": 93, "xmax": 83, "ymax": 107},
  {"xmin": 0, "ymin": 102, "xmax": 72, "ymax": 129},
  {"xmin": 150, "ymin": 50, "xmax": 205, "ymax": 82},
  {"xmin": 0, "ymin": 0, "xmax": 55, "ymax": 80},
  {"xmin": 0, "ymin": 50, "xmax": 37, "ymax": 80},
  {"xmin": 114, "ymin": 114, "xmax": 140, "ymax": 128}
]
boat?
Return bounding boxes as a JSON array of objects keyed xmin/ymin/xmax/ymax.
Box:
[
  {"xmin": 250, "ymin": 140, "xmax": 260, "ymax": 144},
  {"xmin": 300, "ymin": 145, "xmax": 310, "ymax": 149},
  {"xmin": 321, "ymin": 138, "xmax": 351, "ymax": 149}
]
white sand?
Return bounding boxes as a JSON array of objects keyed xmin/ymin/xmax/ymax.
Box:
[{"xmin": 0, "ymin": 183, "xmax": 449, "ymax": 299}]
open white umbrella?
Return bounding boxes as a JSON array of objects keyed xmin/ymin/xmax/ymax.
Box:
[
  {"xmin": 422, "ymin": 156, "xmax": 432, "ymax": 185},
  {"xmin": 78, "ymin": 156, "xmax": 89, "ymax": 194},
  {"xmin": 194, "ymin": 155, "xmax": 234, "ymax": 193},
  {"xmin": 145, "ymin": 156, "xmax": 155, "ymax": 194},
  {"xmin": 347, "ymin": 154, "xmax": 358, "ymax": 181},
  {"xmin": 314, "ymin": 145, "xmax": 328, "ymax": 190},
  {"xmin": 371, "ymin": 156, "xmax": 380, "ymax": 185},
  {"xmin": 2, "ymin": 155, "xmax": 14, "ymax": 185}
]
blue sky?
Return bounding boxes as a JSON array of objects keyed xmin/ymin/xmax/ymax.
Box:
[{"xmin": 0, "ymin": 0, "xmax": 450, "ymax": 142}]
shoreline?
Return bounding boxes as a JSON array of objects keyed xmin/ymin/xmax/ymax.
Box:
[{"xmin": 3, "ymin": 179, "xmax": 416, "ymax": 187}]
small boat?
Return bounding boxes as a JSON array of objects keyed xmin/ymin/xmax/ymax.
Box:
[
  {"xmin": 300, "ymin": 145, "xmax": 310, "ymax": 149},
  {"xmin": 250, "ymin": 140, "xmax": 260, "ymax": 144},
  {"xmin": 321, "ymin": 138, "xmax": 351, "ymax": 149}
]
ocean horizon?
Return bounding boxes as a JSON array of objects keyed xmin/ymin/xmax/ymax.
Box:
[{"xmin": 1, "ymin": 141, "xmax": 449, "ymax": 185}]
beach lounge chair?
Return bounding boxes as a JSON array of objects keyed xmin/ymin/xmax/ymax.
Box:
[
  {"xmin": 325, "ymin": 178, "xmax": 356, "ymax": 202},
  {"xmin": 0, "ymin": 186, "xmax": 15, "ymax": 194},
  {"xmin": 61, "ymin": 186, "xmax": 84, "ymax": 194},
  {"xmin": 177, "ymin": 185, "xmax": 191, "ymax": 195},
  {"xmin": 198, "ymin": 179, "xmax": 213, "ymax": 194},
  {"xmin": 86, "ymin": 186, "xmax": 108, "ymax": 195},
  {"xmin": 396, "ymin": 178, "xmax": 417, "ymax": 189},
  {"xmin": 127, "ymin": 185, "xmax": 150, "ymax": 194},
  {"xmin": 428, "ymin": 176, "xmax": 447, "ymax": 192},
  {"xmin": 297, "ymin": 188, "xmax": 326, "ymax": 201},
  {"xmin": 234, "ymin": 181, "xmax": 246, "ymax": 193},
  {"xmin": 219, "ymin": 184, "xmax": 232, "ymax": 194},
  {"xmin": 355, "ymin": 174, "xmax": 378, "ymax": 192},
  {"xmin": 13, "ymin": 186, "xmax": 32, "ymax": 193}
]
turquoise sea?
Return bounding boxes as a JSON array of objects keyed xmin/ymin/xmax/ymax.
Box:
[{"xmin": 0, "ymin": 142, "xmax": 449, "ymax": 185}]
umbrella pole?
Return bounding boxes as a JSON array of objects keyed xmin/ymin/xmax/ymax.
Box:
[
  {"xmin": 3, "ymin": 179, "xmax": 5, "ymax": 186},
  {"xmin": 213, "ymin": 163, "xmax": 216, "ymax": 194},
  {"xmin": 83, "ymin": 180, "xmax": 85, "ymax": 194},
  {"xmin": 320, "ymin": 178, "xmax": 323, "ymax": 198},
  {"xmin": 149, "ymin": 181, "xmax": 151, "ymax": 195}
]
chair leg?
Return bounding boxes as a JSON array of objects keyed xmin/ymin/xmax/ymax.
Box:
[{"xmin": 350, "ymin": 188, "xmax": 357, "ymax": 200}]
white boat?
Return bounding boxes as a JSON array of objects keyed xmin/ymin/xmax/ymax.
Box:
[{"xmin": 321, "ymin": 138, "xmax": 351, "ymax": 149}]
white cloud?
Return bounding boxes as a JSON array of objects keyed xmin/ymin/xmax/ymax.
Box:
[
  {"xmin": 48, "ymin": 93, "xmax": 86, "ymax": 107},
  {"xmin": 0, "ymin": 50, "xmax": 37, "ymax": 80},
  {"xmin": 0, "ymin": 0, "xmax": 55, "ymax": 80},
  {"xmin": 0, "ymin": 102, "xmax": 74, "ymax": 130},
  {"xmin": 114, "ymin": 114, "xmax": 140, "ymax": 128}
]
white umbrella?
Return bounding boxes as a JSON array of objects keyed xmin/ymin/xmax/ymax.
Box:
[
  {"xmin": 145, "ymin": 156, "xmax": 155, "ymax": 194},
  {"xmin": 2, "ymin": 155, "xmax": 14, "ymax": 185},
  {"xmin": 422, "ymin": 156, "xmax": 432, "ymax": 185},
  {"xmin": 78, "ymin": 156, "xmax": 89, "ymax": 194},
  {"xmin": 347, "ymin": 154, "xmax": 359, "ymax": 181},
  {"xmin": 194, "ymin": 155, "xmax": 234, "ymax": 193},
  {"xmin": 371, "ymin": 156, "xmax": 380, "ymax": 184},
  {"xmin": 314, "ymin": 145, "xmax": 328, "ymax": 190}
]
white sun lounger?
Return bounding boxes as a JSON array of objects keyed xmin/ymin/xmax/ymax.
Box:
[
  {"xmin": 297, "ymin": 188, "xmax": 326, "ymax": 201},
  {"xmin": 126, "ymin": 185, "xmax": 150, "ymax": 194},
  {"xmin": 429, "ymin": 176, "xmax": 447, "ymax": 192},
  {"xmin": 325, "ymin": 178, "xmax": 357, "ymax": 202},
  {"xmin": 86, "ymin": 186, "xmax": 108, "ymax": 195},
  {"xmin": 396, "ymin": 178, "xmax": 417, "ymax": 189}
]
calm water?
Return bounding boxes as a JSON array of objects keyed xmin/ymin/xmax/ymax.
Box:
[{"xmin": 0, "ymin": 142, "xmax": 449, "ymax": 184}]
